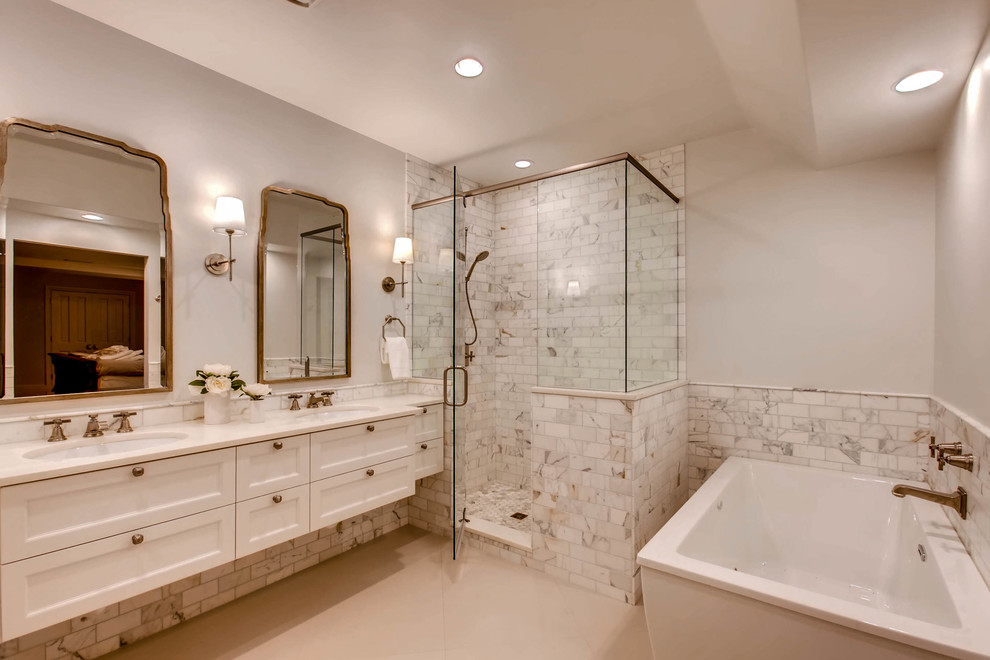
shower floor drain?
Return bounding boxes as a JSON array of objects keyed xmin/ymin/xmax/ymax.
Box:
[{"xmin": 509, "ymin": 512, "xmax": 528, "ymax": 520}]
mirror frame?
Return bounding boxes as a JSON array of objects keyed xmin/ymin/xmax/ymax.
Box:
[
  {"xmin": 0, "ymin": 117, "xmax": 173, "ymax": 404},
  {"xmin": 257, "ymin": 185, "xmax": 351, "ymax": 384}
]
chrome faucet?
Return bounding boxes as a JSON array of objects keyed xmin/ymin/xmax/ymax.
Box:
[
  {"xmin": 892, "ymin": 484, "xmax": 968, "ymax": 519},
  {"xmin": 84, "ymin": 414, "xmax": 108, "ymax": 438},
  {"xmin": 44, "ymin": 418, "xmax": 71, "ymax": 442}
]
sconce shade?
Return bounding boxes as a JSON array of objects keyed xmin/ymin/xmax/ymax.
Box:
[
  {"xmin": 213, "ymin": 196, "xmax": 246, "ymax": 235},
  {"xmin": 392, "ymin": 237, "xmax": 414, "ymax": 264}
]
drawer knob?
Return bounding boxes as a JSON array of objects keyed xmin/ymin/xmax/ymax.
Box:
[
  {"xmin": 272, "ymin": 494, "xmax": 283, "ymax": 504},
  {"xmin": 420, "ymin": 443, "xmax": 428, "ymax": 450},
  {"xmin": 132, "ymin": 466, "xmax": 145, "ymax": 477},
  {"xmin": 366, "ymin": 425, "xmax": 375, "ymax": 432},
  {"xmin": 366, "ymin": 469, "xmax": 375, "ymax": 477},
  {"xmin": 273, "ymin": 441, "xmax": 284, "ymax": 450},
  {"xmin": 422, "ymin": 408, "xmax": 428, "ymax": 414},
  {"xmin": 132, "ymin": 534, "xmax": 144, "ymax": 545}
]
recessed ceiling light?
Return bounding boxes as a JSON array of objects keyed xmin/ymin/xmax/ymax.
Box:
[
  {"xmin": 514, "ymin": 160, "xmax": 533, "ymax": 169},
  {"xmin": 454, "ymin": 58, "xmax": 484, "ymax": 78},
  {"xmin": 81, "ymin": 213, "xmax": 104, "ymax": 221},
  {"xmin": 894, "ymin": 70, "xmax": 944, "ymax": 93}
]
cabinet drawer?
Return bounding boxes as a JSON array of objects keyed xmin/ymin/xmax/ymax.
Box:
[
  {"xmin": 311, "ymin": 417, "xmax": 412, "ymax": 481},
  {"xmin": 413, "ymin": 437, "xmax": 443, "ymax": 480},
  {"xmin": 235, "ymin": 484, "xmax": 310, "ymax": 558},
  {"xmin": 311, "ymin": 457, "xmax": 414, "ymax": 530},
  {"xmin": 1, "ymin": 449, "xmax": 235, "ymax": 563},
  {"xmin": 1, "ymin": 506, "xmax": 233, "ymax": 640},
  {"xmin": 236, "ymin": 435, "xmax": 309, "ymax": 501},
  {"xmin": 415, "ymin": 404, "xmax": 443, "ymax": 444}
]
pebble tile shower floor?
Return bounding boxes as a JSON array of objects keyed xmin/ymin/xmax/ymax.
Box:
[{"xmin": 464, "ymin": 481, "xmax": 532, "ymax": 532}]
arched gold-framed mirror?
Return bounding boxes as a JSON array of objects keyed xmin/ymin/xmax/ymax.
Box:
[
  {"xmin": 0, "ymin": 117, "xmax": 173, "ymax": 402},
  {"xmin": 258, "ymin": 186, "xmax": 350, "ymax": 384}
]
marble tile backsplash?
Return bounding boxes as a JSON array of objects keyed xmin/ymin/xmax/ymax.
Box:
[
  {"xmin": 928, "ymin": 398, "xmax": 990, "ymax": 587},
  {"xmin": 687, "ymin": 384, "xmax": 932, "ymax": 493}
]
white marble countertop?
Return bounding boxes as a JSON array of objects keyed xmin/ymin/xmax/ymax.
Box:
[{"xmin": 0, "ymin": 393, "xmax": 443, "ymax": 487}]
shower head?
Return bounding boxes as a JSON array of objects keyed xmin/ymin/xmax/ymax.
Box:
[{"xmin": 465, "ymin": 251, "xmax": 490, "ymax": 282}]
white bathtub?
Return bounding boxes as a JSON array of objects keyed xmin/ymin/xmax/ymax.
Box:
[{"xmin": 637, "ymin": 457, "xmax": 990, "ymax": 659}]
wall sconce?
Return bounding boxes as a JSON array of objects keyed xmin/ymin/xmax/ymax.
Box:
[
  {"xmin": 204, "ymin": 196, "xmax": 246, "ymax": 281},
  {"xmin": 382, "ymin": 236, "xmax": 413, "ymax": 297}
]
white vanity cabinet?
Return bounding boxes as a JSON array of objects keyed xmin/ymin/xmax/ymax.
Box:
[
  {"xmin": 1, "ymin": 505, "xmax": 234, "ymax": 640},
  {"xmin": 413, "ymin": 404, "xmax": 443, "ymax": 480},
  {"xmin": 0, "ymin": 448, "xmax": 236, "ymax": 563},
  {"xmin": 236, "ymin": 483, "xmax": 310, "ymax": 558},
  {"xmin": 311, "ymin": 417, "xmax": 412, "ymax": 480},
  {"xmin": 310, "ymin": 417, "xmax": 417, "ymax": 529},
  {"xmin": 0, "ymin": 402, "xmax": 438, "ymax": 642},
  {"xmin": 236, "ymin": 434, "xmax": 310, "ymax": 500}
]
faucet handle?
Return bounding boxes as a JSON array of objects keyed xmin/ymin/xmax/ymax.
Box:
[
  {"xmin": 113, "ymin": 411, "xmax": 136, "ymax": 433},
  {"xmin": 321, "ymin": 391, "xmax": 335, "ymax": 406},
  {"xmin": 939, "ymin": 453, "xmax": 974, "ymax": 472},
  {"xmin": 44, "ymin": 418, "xmax": 71, "ymax": 442},
  {"xmin": 287, "ymin": 394, "xmax": 303, "ymax": 411}
]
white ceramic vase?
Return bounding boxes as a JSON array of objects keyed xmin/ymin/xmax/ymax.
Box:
[
  {"xmin": 203, "ymin": 391, "xmax": 231, "ymax": 425},
  {"xmin": 247, "ymin": 399, "xmax": 266, "ymax": 424}
]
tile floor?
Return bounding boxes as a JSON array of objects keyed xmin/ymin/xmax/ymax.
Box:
[
  {"xmin": 464, "ymin": 482, "xmax": 532, "ymax": 532},
  {"xmin": 106, "ymin": 527, "xmax": 652, "ymax": 660}
]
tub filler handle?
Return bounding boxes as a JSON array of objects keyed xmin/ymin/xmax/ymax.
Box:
[{"xmin": 892, "ymin": 484, "xmax": 967, "ymax": 520}]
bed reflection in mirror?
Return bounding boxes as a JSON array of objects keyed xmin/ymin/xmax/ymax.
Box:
[
  {"xmin": 0, "ymin": 118, "xmax": 171, "ymax": 400},
  {"xmin": 259, "ymin": 186, "xmax": 350, "ymax": 383}
]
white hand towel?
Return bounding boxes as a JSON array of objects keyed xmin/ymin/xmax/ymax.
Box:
[{"xmin": 384, "ymin": 336, "xmax": 411, "ymax": 380}]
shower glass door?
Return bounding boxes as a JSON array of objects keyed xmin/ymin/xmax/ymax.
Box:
[{"xmin": 450, "ymin": 167, "xmax": 469, "ymax": 559}]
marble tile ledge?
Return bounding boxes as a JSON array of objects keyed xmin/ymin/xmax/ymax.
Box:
[{"xmin": 531, "ymin": 379, "xmax": 688, "ymax": 402}]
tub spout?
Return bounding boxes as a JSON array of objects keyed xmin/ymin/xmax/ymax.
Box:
[{"xmin": 892, "ymin": 484, "xmax": 967, "ymax": 520}]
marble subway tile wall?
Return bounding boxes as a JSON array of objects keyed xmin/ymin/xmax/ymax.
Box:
[
  {"xmin": 1, "ymin": 501, "xmax": 407, "ymax": 660},
  {"xmin": 928, "ymin": 399, "xmax": 990, "ymax": 586},
  {"xmin": 633, "ymin": 385, "xmax": 689, "ymax": 553},
  {"xmin": 687, "ymin": 384, "xmax": 931, "ymax": 493},
  {"xmin": 536, "ymin": 162, "xmax": 628, "ymax": 392},
  {"xmin": 492, "ymin": 182, "xmax": 539, "ymax": 489}
]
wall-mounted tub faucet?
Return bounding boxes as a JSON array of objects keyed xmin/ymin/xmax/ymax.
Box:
[{"xmin": 892, "ymin": 484, "xmax": 968, "ymax": 519}]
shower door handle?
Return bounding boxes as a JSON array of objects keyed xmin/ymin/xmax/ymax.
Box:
[{"xmin": 443, "ymin": 366, "xmax": 469, "ymax": 407}]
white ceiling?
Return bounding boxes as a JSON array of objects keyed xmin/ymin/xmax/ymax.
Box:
[{"xmin": 51, "ymin": 0, "xmax": 990, "ymax": 184}]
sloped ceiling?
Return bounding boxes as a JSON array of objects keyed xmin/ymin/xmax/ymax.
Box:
[{"xmin": 48, "ymin": 0, "xmax": 990, "ymax": 183}]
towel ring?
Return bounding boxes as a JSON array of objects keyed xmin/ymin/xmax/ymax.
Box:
[{"xmin": 382, "ymin": 315, "xmax": 406, "ymax": 340}]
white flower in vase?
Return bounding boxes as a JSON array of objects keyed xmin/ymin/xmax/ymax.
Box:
[{"xmin": 239, "ymin": 383, "xmax": 272, "ymax": 401}]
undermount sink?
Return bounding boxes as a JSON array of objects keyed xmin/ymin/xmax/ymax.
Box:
[{"xmin": 23, "ymin": 432, "xmax": 189, "ymax": 462}]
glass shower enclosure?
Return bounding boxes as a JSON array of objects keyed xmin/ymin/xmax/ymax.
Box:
[{"xmin": 411, "ymin": 154, "xmax": 681, "ymax": 558}]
